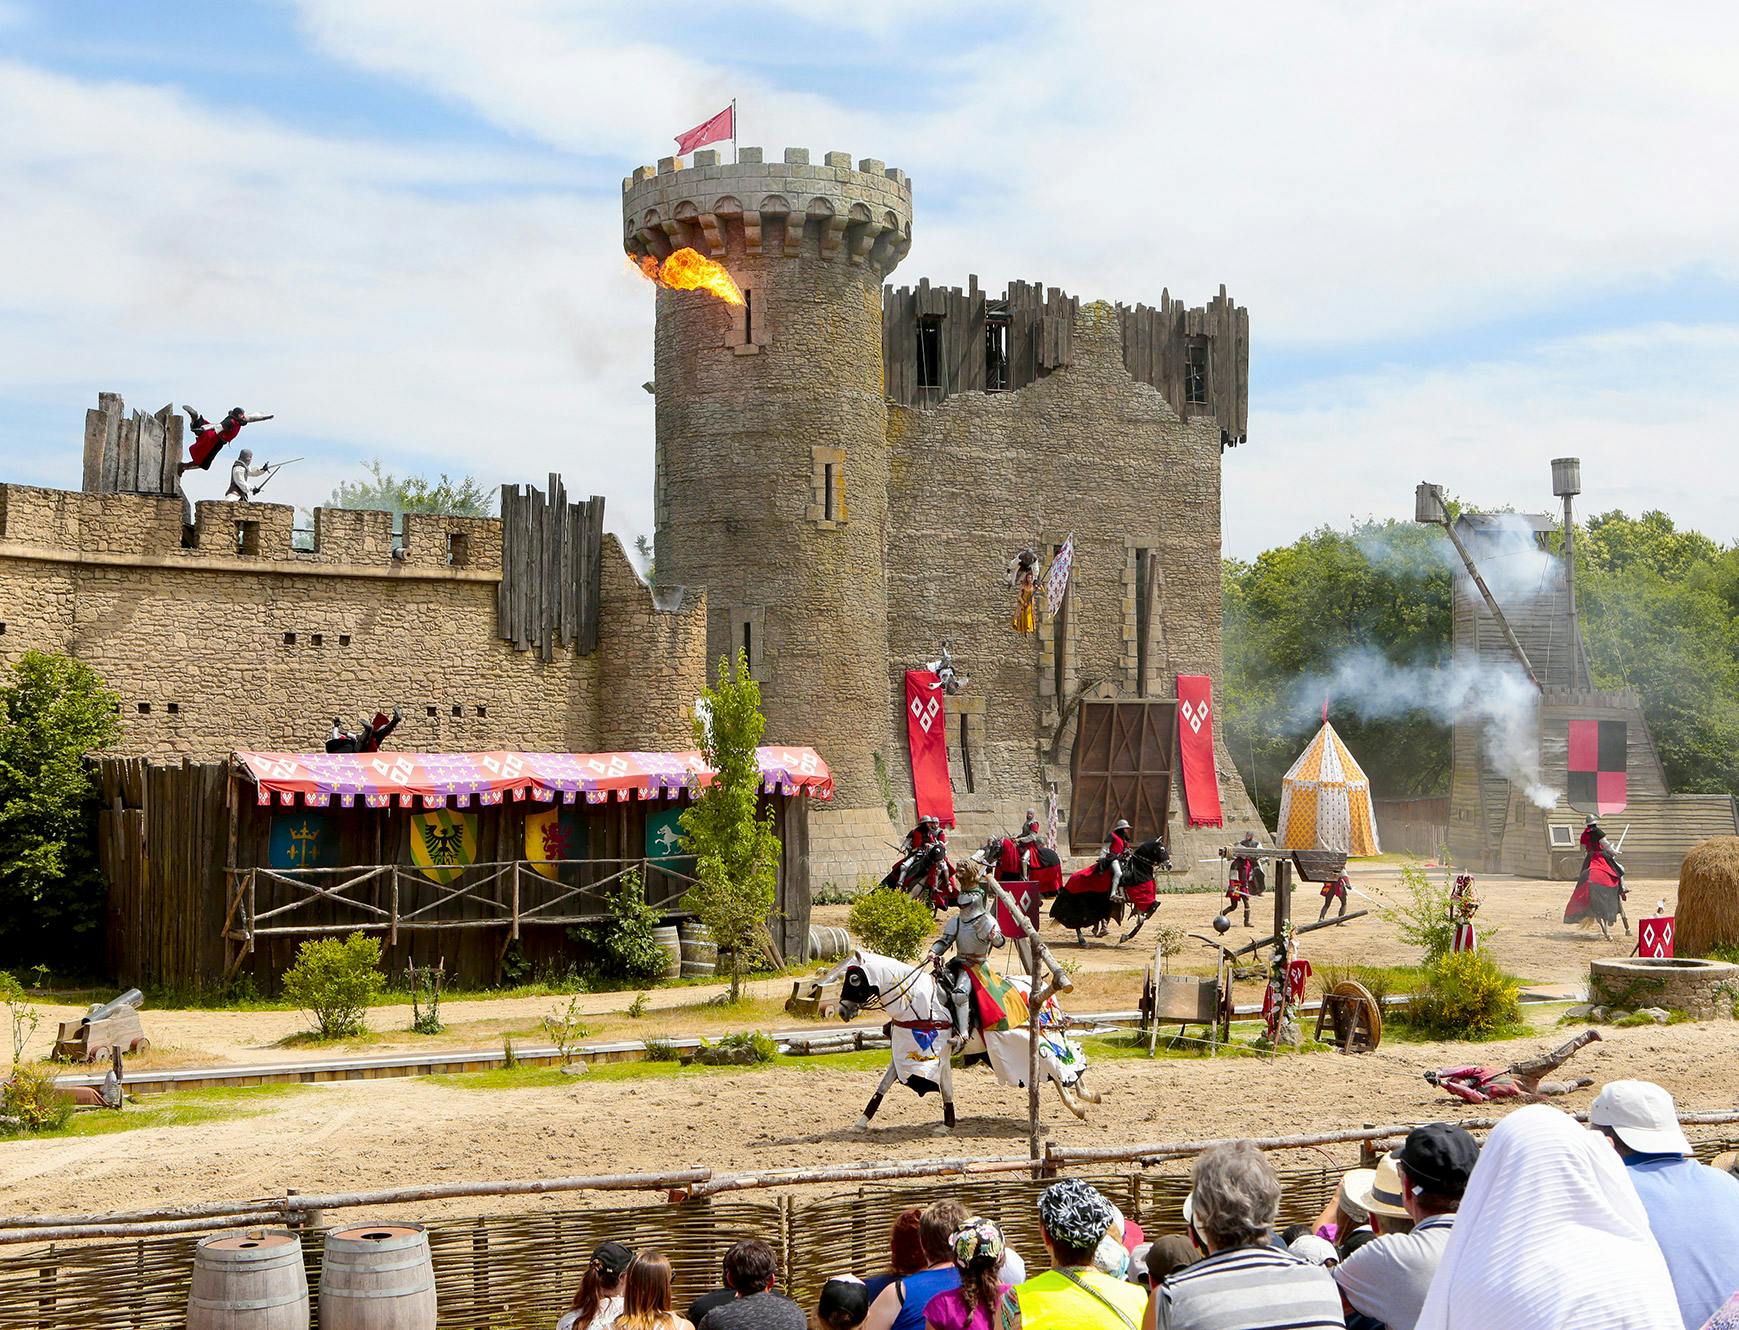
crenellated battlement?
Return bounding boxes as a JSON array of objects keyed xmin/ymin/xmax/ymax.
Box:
[
  {"xmin": 0, "ymin": 482, "xmax": 502, "ymax": 577},
  {"xmin": 622, "ymin": 146, "xmax": 912, "ymax": 275}
]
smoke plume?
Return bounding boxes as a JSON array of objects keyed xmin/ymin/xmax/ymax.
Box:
[
  {"xmin": 1291, "ymin": 647, "xmax": 1560, "ymax": 808},
  {"xmin": 1357, "ymin": 511, "xmax": 1562, "ymax": 605}
]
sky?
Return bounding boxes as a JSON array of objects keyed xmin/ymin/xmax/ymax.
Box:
[{"xmin": 3, "ymin": 1, "xmax": 1737, "ymax": 560}]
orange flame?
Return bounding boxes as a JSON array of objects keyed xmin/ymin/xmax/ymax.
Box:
[{"xmin": 632, "ymin": 247, "xmax": 744, "ymax": 306}]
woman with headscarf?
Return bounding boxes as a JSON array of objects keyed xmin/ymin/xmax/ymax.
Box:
[{"xmin": 1413, "ymin": 1104, "xmax": 1679, "ymax": 1330}]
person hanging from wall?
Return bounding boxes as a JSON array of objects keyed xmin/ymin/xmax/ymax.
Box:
[
  {"xmin": 930, "ymin": 882, "xmax": 1005, "ymax": 1051},
  {"xmin": 1225, "ymin": 830, "xmax": 1267, "ymax": 927},
  {"xmin": 924, "ymin": 643, "xmax": 969, "ymax": 695},
  {"xmin": 1563, "ymin": 815, "xmax": 1629, "ymax": 940},
  {"xmin": 1005, "ymin": 548, "xmax": 1039, "ymax": 634},
  {"xmin": 1449, "ymin": 873, "xmax": 1481, "ymax": 952},
  {"xmin": 225, "ymin": 448, "xmax": 272, "ymax": 501},
  {"xmin": 178, "ymin": 405, "xmax": 273, "ymax": 476},
  {"xmin": 326, "ymin": 707, "xmax": 404, "ymax": 754},
  {"xmin": 1318, "ymin": 869, "xmax": 1352, "ymax": 922},
  {"xmin": 1053, "ymin": 818, "xmax": 1131, "ymax": 945}
]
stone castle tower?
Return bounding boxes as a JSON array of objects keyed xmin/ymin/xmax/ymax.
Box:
[{"xmin": 625, "ymin": 146, "xmax": 1264, "ymax": 884}]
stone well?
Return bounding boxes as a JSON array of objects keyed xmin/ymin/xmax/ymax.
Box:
[{"xmin": 1589, "ymin": 956, "xmax": 1739, "ymax": 1020}]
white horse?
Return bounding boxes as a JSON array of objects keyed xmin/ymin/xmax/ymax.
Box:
[{"xmin": 814, "ymin": 947, "xmax": 1099, "ymax": 1132}]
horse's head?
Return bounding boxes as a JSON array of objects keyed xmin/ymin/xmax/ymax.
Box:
[{"xmin": 833, "ymin": 948, "xmax": 922, "ymax": 1022}]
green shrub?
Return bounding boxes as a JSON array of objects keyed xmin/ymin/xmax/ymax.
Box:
[
  {"xmin": 642, "ymin": 1038, "xmax": 680, "ymax": 1062},
  {"xmin": 280, "ymin": 933, "xmax": 384, "ymax": 1038},
  {"xmin": 1, "ymin": 1061, "xmax": 74, "ymax": 1134},
  {"xmin": 696, "ymin": 1030, "xmax": 778, "ymax": 1065},
  {"xmin": 1381, "ymin": 862, "xmax": 1455, "ymax": 966},
  {"xmin": 568, "ymin": 869, "xmax": 671, "ymax": 983},
  {"xmin": 1406, "ymin": 950, "xmax": 1523, "ymax": 1040},
  {"xmin": 847, "ymin": 889, "xmax": 934, "ymax": 962}
]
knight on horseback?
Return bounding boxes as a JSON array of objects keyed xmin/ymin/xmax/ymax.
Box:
[
  {"xmin": 882, "ymin": 814, "xmax": 957, "ymax": 906},
  {"xmin": 930, "ymin": 884, "xmax": 1004, "ymax": 1050}
]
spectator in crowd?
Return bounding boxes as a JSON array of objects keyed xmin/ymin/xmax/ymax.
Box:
[
  {"xmin": 1333, "ymin": 1124, "xmax": 1477, "ymax": 1330},
  {"xmin": 999, "ymin": 1178, "xmax": 1148, "ymax": 1329},
  {"xmin": 557, "ymin": 1241, "xmax": 633, "ymax": 1330},
  {"xmin": 864, "ymin": 1199, "xmax": 969, "ymax": 1330},
  {"xmin": 616, "ymin": 1252, "xmax": 693, "ymax": 1330},
  {"xmin": 923, "ymin": 1217, "xmax": 1010, "ymax": 1330},
  {"xmin": 1281, "ymin": 1225, "xmax": 1312, "ymax": 1247},
  {"xmin": 1140, "ymin": 1238, "xmax": 1202, "ymax": 1330},
  {"xmin": 817, "ymin": 1277, "xmax": 871, "ymax": 1330},
  {"xmin": 1413, "ymin": 1104, "xmax": 1678, "ymax": 1330},
  {"xmin": 1710, "ymin": 1150, "xmax": 1739, "ymax": 1181},
  {"xmin": 1129, "ymin": 1244, "xmax": 1154, "ymax": 1290},
  {"xmin": 863, "ymin": 1209, "xmax": 929, "ymax": 1305},
  {"xmin": 1287, "ymin": 1236, "xmax": 1337, "ymax": 1269},
  {"xmin": 1591, "ymin": 1080, "xmax": 1739, "ymax": 1330},
  {"xmin": 1150, "ymin": 1143, "xmax": 1346, "ymax": 1330},
  {"xmin": 1315, "ymin": 1169, "xmax": 1373, "ymax": 1258},
  {"xmin": 697, "ymin": 1239, "xmax": 806, "ymax": 1330}
]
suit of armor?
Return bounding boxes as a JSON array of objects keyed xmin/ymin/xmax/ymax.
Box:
[{"xmin": 931, "ymin": 888, "xmax": 1004, "ymax": 1046}]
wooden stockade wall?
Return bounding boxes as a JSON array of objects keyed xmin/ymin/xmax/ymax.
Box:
[
  {"xmin": 94, "ymin": 757, "xmax": 813, "ymax": 990},
  {"xmin": 882, "ymin": 277, "xmax": 1078, "ymax": 405},
  {"xmin": 81, "ymin": 393, "xmax": 183, "ymax": 498},
  {"xmin": 497, "ymin": 475, "xmax": 604, "ymax": 660},
  {"xmin": 1118, "ymin": 287, "xmax": 1249, "ymax": 445}
]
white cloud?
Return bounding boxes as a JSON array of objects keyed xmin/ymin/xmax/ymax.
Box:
[{"xmin": 1230, "ymin": 323, "xmax": 1739, "ymax": 559}]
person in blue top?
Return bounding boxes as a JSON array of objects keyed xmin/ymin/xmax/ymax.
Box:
[
  {"xmin": 862, "ymin": 1199, "xmax": 969, "ymax": 1330},
  {"xmin": 1591, "ymin": 1079, "xmax": 1739, "ymax": 1330}
]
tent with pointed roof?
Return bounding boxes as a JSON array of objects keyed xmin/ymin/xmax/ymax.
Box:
[{"xmin": 1277, "ymin": 720, "xmax": 1381, "ymax": 856}]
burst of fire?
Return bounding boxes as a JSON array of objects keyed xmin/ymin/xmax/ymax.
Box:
[{"xmin": 632, "ymin": 247, "xmax": 744, "ymax": 306}]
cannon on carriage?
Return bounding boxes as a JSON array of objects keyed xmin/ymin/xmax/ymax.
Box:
[{"xmin": 52, "ymin": 988, "xmax": 149, "ymax": 1063}]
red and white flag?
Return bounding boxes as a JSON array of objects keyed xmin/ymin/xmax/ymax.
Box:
[
  {"xmin": 675, "ymin": 104, "xmax": 733, "ymax": 156},
  {"xmin": 1042, "ymin": 534, "xmax": 1075, "ymax": 615}
]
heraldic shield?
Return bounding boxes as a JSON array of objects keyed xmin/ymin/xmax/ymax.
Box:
[{"xmin": 411, "ymin": 809, "xmax": 478, "ymax": 884}]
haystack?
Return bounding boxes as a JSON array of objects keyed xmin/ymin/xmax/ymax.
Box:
[
  {"xmin": 1676, "ymin": 836, "xmax": 1739, "ymax": 957},
  {"xmin": 1276, "ymin": 720, "xmax": 1381, "ymax": 857}
]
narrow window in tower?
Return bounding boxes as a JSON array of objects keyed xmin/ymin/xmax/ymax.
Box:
[
  {"xmin": 742, "ymin": 618, "xmax": 753, "ymax": 667},
  {"xmin": 958, "ymin": 713, "xmax": 976, "ymax": 794},
  {"xmin": 1185, "ymin": 337, "xmax": 1210, "ymax": 405},
  {"xmin": 823, "ymin": 462, "xmax": 836, "ymax": 522},
  {"xmin": 1135, "ymin": 548, "xmax": 1152, "ymax": 696},
  {"xmin": 985, "ymin": 318, "xmax": 1010, "ymax": 391},
  {"xmin": 742, "ymin": 289, "xmax": 754, "ymax": 344},
  {"xmin": 916, "ymin": 316, "xmax": 943, "ymax": 390}
]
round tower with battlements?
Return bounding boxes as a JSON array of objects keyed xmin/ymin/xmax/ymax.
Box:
[{"xmin": 623, "ymin": 147, "xmax": 912, "ymax": 871}]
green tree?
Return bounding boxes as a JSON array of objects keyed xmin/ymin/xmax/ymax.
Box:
[
  {"xmin": 679, "ymin": 651, "xmax": 781, "ymax": 1001},
  {"xmin": 0, "ymin": 652, "xmax": 121, "ymax": 967},
  {"xmin": 327, "ymin": 459, "xmax": 493, "ymax": 519},
  {"xmin": 633, "ymin": 534, "xmax": 656, "ymax": 588}
]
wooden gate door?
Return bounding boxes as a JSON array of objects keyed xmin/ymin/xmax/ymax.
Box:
[{"xmin": 1069, "ymin": 701, "xmax": 1177, "ymax": 852}]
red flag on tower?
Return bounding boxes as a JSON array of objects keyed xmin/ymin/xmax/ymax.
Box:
[{"xmin": 675, "ymin": 104, "xmax": 734, "ymax": 156}]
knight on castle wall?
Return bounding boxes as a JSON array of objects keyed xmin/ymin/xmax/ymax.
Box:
[
  {"xmin": 924, "ymin": 643, "xmax": 969, "ymax": 695},
  {"xmin": 1005, "ymin": 548, "xmax": 1039, "ymax": 634},
  {"xmin": 178, "ymin": 405, "xmax": 272, "ymax": 477},
  {"xmin": 326, "ymin": 707, "xmax": 403, "ymax": 755},
  {"xmin": 225, "ymin": 449, "xmax": 272, "ymax": 501}
]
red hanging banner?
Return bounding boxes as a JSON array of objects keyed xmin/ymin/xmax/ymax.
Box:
[
  {"xmin": 904, "ymin": 670, "xmax": 955, "ymax": 828},
  {"xmin": 1175, "ymin": 673, "xmax": 1224, "ymax": 828}
]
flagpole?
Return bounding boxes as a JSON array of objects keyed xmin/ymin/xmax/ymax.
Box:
[{"xmin": 731, "ymin": 98, "xmax": 738, "ymax": 164}]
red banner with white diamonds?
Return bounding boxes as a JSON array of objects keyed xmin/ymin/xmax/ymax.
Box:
[
  {"xmin": 904, "ymin": 670, "xmax": 955, "ymax": 828},
  {"xmin": 1176, "ymin": 673, "xmax": 1224, "ymax": 828}
]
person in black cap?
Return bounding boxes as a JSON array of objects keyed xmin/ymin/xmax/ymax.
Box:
[
  {"xmin": 815, "ymin": 1278, "xmax": 870, "ymax": 1330},
  {"xmin": 557, "ymin": 1241, "xmax": 633, "ymax": 1330},
  {"xmin": 1333, "ymin": 1123, "xmax": 1479, "ymax": 1330}
]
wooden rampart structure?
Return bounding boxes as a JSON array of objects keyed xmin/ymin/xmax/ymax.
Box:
[
  {"xmin": 95, "ymin": 756, "xmax": 813, "ymax": 990},
  {"xmin": 496, "ymin": 474, "xmax": 605, "ymax": 658}
]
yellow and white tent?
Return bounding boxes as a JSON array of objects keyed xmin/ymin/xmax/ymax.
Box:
[{"xmin": 1277, "ymin": 721, "xmax": 1381, "ymax": 856}]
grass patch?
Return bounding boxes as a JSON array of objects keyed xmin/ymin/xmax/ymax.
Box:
[
  {"xmin": 274, "ymin": 1028, "xmax": 393, "ymax": 1050},
  {"xmin": 428, "ymin": 1046, "xmax": 892, "ymax": 1090},
  {"xmin": 1081, "ymin": 1031, "xmax": 1331, "ymax": 1061},
  {"xmin": 1382, "ymin": 1018, "xmax": 1534, "ymax": 1044},
  {"xmin": 0, "ymin": 1083, "xmax": 306, "ymax": 1142}
]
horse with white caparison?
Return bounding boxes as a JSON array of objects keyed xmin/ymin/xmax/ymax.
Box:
[{"xmin": 813, "ymin": 947, "xmax": 1098, "ymax": 1132}]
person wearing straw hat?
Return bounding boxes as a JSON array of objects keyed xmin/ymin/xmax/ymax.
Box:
[
  {"xmin": 1591, "ymin": 1080, "xmax": 1739, "ymax": 1330},
  {"xmin": 1335, "ymin": 1125, "xmax": 1478, "ymax": 1330}
]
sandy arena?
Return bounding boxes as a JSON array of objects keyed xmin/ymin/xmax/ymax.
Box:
[{"xmin": 6, "ymin": 867, "xmax": 1736, "ymax": 1222}]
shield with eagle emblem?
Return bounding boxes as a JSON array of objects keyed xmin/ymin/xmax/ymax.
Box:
[{"xmin": 410, "ymin": 809, "xmax": 478, "ymax": 885}]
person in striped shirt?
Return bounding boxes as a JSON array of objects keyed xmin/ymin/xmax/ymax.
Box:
[{"xmin": 1152, "ymin": 1144, "xmax": 1346, "ymax": 1330}]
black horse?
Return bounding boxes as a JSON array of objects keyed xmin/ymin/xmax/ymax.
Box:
[
  {"xmin": 1050, "ymin": 836, "xmax": 1171, "ymax": 944},
  {"xmin": 881, "ymin": 840, "xmax": 956, "ymax": 907}
]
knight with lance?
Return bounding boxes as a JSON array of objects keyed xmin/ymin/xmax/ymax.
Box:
[{"xmin": 930, "ymin": 882, "xmax": 1004, "ymax": 1050}]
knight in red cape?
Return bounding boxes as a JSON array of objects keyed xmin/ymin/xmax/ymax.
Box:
[
  {"xmin": 1562, "ymin": 815, "xmax": 1628, "ymax": 940},
  {"xmin": 882, "ymin": 814, "xmax": 956, "ymax": 906},
  {"xmin": 326, "ymin": 707, "xmax": 403, "ymax": 754},
  {"xmin": 1053, "ymin": 819, "xmax": 1134, "ymax": 944},
  {"xmin": 179, "ymin": 405, "xmax": 272, "ymax": 475},
  {"xmin": 1225, "ymin": 830, "xmax": 1266, "ymax": 926}
]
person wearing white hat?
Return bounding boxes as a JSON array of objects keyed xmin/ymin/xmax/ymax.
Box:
[{"xmin": 1591, "ymin": 1080, "xmax": 1739, "ymax": 1330}]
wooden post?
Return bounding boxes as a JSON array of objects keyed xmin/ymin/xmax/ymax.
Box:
[
  {"xmin": 389, "ymin": 867, "xmax": 400, "ymax": 950},
  {"xmin": 1027, "ymin": 923, "xmax": 1042, "ymax": 1175}
]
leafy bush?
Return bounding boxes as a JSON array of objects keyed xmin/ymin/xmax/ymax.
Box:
[
  {"xmin": 0, "ymin": 971, "xmax": 41, "ymax": 1064},
  {"xmin": 642, "ymin": 1038, "xmax": 680, "ymax": 1062},
  {"xmin": 280, "ymin": 933, "xmax": 384, "ymax": 1038},
  {"xmin": 1406, "ymin": 950, "xmax": 1522, "ymax": 1040},
  {"xmin": 568, "ymin": 869, "xmax": 671, "ymax": 983},
  {"xmin": 847, "ymin": 889, "xmax": 934, "ymax": 962},
  {"xmin": 696, "ymin": 1030, "xmax": 778, "ymax": 1065},
  {"xmin": 1382, "ymin": 862, "xmax": 1455, "ymax": 966},
  {"xmin": 1, "ymin": 1061, "xmax": 74, "ymax": 1134}
]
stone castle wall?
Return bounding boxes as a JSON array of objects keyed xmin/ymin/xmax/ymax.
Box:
[
  {"xmin": 0, "ymin": 483, "xmax": 705, "ymax": 758},
  {"xmin": 882, "ymin": 301, "xmax": 1263, "ymax": 877}
]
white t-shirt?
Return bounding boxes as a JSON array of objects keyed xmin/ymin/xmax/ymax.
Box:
[
  {"xmin": 1334, "ymin": 1215, "xmax": 1455, "ymax": 1330},
  {"xmin": 555, "ymin": 1294, "xmax": 624, "ymax": 1330}
]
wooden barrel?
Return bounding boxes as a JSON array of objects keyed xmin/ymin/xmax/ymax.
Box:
[
  {"xmin": 679, "ymin": 920, "xmax": 716, "ymax": 977},
  {"xmin": 187, "ymin": 1230, "xmax": 309, "ymax": 1330},
  {"xmin": 319, "ymin": 1224, "xmax": 436, "ymax": 1330},
  {"xmin": 807, "ymin": 925, "xmax": 852, "ymax": 961},
  {"xmin": 651, "ymin": 925, "xmax": 682, "ymax": 979}
]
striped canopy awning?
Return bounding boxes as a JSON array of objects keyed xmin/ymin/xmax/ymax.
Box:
[
  {"xmin": 235, "ymin": 747, "xmax": 833, "ymax": 810},
  {"xmin": 1276, "ymin": 721, "xmax": 1381, "ymax": 857}
]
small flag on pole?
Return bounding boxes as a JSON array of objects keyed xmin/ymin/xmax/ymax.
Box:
[
  {"xmin": 675, "ymin": 104, "xmax": 734, "ymax": 156},
  {"xmin": 1042, "ymin": 534, "xmax": 1075, "ymax": 616}
]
